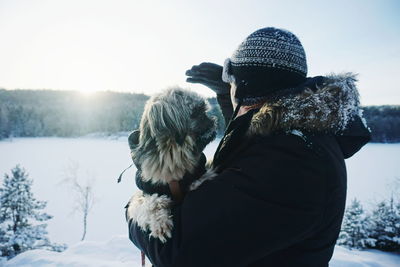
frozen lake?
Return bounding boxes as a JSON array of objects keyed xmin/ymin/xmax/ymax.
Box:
[{"xmin": 0, "ymin": 137, "xmax": 399, "ymax": 246}]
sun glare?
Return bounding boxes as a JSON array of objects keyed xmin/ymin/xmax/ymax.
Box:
[{"xmin": 78, "ymin": 89, "xmax": 96, "ymax": 97}]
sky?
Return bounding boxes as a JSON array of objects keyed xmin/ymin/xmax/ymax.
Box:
[{"xmin": 0, "ymin": 0, "xmax": 399, "ymax": 105}]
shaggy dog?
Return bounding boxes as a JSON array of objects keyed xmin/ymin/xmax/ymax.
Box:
[{"xmin": 126, "ymin": 87, "xmax": 217, "ymax": 242}]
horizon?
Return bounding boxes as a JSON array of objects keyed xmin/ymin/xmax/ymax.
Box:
[
  {"xmin": 0, "ymin": 0, "xmax": 399, "ymax": 105},
  {"xmin": 2, "ymin": 88, "xmax": 399, "ymax": 107}
]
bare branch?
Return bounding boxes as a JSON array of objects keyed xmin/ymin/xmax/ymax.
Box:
[{"xmin": 61, "ymin": 160, "xmax": 96, "ymax": 241}]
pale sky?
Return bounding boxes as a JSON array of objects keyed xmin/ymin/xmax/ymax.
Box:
[{"xmin": 0, "ymin": 0, "xmax": 399, "ymax": 105}]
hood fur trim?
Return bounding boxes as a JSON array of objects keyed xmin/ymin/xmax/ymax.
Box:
[{"xmin": 248, "ymin": 73, "xmax": 361, "ymax": 136}]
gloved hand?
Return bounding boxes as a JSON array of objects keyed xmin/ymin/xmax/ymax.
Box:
[{"xmin": 185, "ymin": 62, "xmax": 231, "ymax": 95}]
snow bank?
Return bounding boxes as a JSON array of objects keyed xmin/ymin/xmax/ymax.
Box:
[
  {"xmin": 4, "ymin": 236, "xmax": 143, "ymax": 267},
  {"xmin": 4, "ymin": 236, "xmax": 400, "ymax": 267},
  {"xmin": 330, "ymin": 246, "xmax": 400, "ymax": 267}
]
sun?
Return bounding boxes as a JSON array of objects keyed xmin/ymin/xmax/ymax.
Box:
[{"xmin": 78, "ymin": 89, "xmax": 96, "ymax": 97}]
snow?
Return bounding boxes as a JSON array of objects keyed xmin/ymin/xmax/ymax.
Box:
[
  {"xmin": 345, "ymin": 143, "xmax": 400, "ymax": 210},
  {"xmin": 0, "ymin": 137, "xmax": 220, "ymax": 246},
  {"xmin": 0, "ymin": 137, "xmax": 136, "ymax": 246},
  {"xmin": 4, "ymin": 236, "xmax": 400, "ymax": 267},
  {"xmin": 4, "ymin": 236, "xmax": 143, "ymax": 267},
  {"xmin": 1, "ymin": 137, "xmax": 400, "ymax": 266},
  {"xmin": 331, "ymin": 246, "xmax": 400, "ymax": 267}
]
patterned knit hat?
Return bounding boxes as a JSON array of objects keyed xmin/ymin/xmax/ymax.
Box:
[{"xmin": 222, "ymin": 27, "xmax": 308, "ymax": 105}]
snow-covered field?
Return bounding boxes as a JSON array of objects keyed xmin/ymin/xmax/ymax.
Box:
[
  {"xmin": 3, "ymin": 236, "xmax": 400, "ymax": 267},
  {"xmin": 0, "ymin": 137, "xmax": 399, "ymax": 266}
]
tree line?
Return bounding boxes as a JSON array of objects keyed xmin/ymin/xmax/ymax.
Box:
[
  {"xmin": 0, "ymin": 89, "xmax": 149, "ymax": 138},
  {"xmin": 0, "ymin": 89, "xmax": 398, "ymax": 142},
  {"xmin": 362, "ymin": 105, "xmax": 400, "ymax": 143}
]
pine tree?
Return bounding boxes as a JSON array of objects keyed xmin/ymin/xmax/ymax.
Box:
[
  {"xmin": 0, "ymin": 165, "xmax": 66, "ymax": 259},
  {"xmin": 337, "ymin": 198, "xmax": 376, "ymax": 249},
  {"xmin": 369, "ymin": 197, "xmax": 400, "ymax": 251}
]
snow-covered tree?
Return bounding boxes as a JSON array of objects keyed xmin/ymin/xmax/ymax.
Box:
[
  {"xmin": 0, "ymin": 222, "xmax": 8, "ymax": 258},
  {"xmin": 337, "ymin": 198, "xmax": 376, "ymax": 249},
  {"xmin": 369, "ymin": 197, "xmax": 400, "ymax": 251},
  {"xmin": 0, "ymin": 165, "xmax": 66, "ymax": 259}
]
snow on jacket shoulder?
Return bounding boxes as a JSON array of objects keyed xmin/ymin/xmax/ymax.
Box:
[{"xmin": 127, "ymin": 73, "xmax": 371, "ymax": 267}]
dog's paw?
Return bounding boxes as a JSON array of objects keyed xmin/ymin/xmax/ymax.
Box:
[
  {"xmin": 149, "ymin": 212, "xmax": 173, "ymax": 243},
  {"xmin": 127, "ymin": 191, "xmax": 174, "ymax": 243},
  {"xmin": 125, "ymin": 191, "xmax": 145, "ymax": 222},
  {"xmin": 146, "ymin": 194, "xmax": 174, "ymax": 242}
]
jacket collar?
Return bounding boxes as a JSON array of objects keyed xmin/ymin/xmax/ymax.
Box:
[{"xmin": 247, "ymin": 73, "xmax": 365, "ymax": 136}]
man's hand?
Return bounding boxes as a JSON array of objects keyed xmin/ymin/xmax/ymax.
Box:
[{"xmin": 186, "ymin": 62, "xmax": 231, "ymax": 95}]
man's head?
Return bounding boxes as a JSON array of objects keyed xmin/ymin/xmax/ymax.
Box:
[{"xmin": 223, "ymin": 27, "xmax": 308, "ymax": 106}]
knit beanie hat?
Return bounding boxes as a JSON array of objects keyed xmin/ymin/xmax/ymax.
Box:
[{"xmin": 222, "ymin": 27, "xmax": 308, "ymax": 105}]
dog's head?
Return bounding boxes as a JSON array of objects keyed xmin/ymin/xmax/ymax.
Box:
[{"xmin": 133, "ymin": 87, "xmax": 216, "ymax": 185}]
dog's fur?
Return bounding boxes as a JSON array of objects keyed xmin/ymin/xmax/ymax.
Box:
[
  {"xmin": 126, "ymin": 191, "xmax": 173, "ymax": 243},
  {"xmin": 127, "ymin": 87, "xmax": 217, "ymax": 242},
  {"xmin": 132, "ymin": 88, "xmax": 217, "ymax": 185},
  {"xmin": 127, "ymin": 74, "xmax": 366, "ymax": 242}
]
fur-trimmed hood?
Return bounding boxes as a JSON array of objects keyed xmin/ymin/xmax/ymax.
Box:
[
  {"xmin": 247, "ymin": 73, "xmax": 367, "ymax": 137},
  {"xmin": 210, "ymin": 73, "xmax": 370, "ymax": 170}
]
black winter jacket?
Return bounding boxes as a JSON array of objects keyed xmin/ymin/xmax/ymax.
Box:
[{"xmin": 127, "ymin": 73, "xmax": 371, "ymax": 266}]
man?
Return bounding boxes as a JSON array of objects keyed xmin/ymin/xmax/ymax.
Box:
[{"xmin": 125, "ymin": 27, "xmax": 371, "ymax": 266}]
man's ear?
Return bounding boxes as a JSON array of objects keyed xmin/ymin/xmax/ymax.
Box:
[
  {"xmin": 230, "ymin": 82, "xmax": 239, "ymax": 110},
  {"xmin": 222, "ymin": 58, "xmax": 235, "ymax": 83}
]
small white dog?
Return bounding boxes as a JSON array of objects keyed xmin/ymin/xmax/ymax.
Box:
[{"xmin": 126, "ymin": 87, "xmax": 217, "ymax": 242}]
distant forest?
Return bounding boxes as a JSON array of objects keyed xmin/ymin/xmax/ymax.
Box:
[
  {"xmin": 0, "ymin": 89, "xmax": 225, "ymax": 139},
  {"xmin": 0, "ymin": 89, "xmax": 399, "ymax": 143}
]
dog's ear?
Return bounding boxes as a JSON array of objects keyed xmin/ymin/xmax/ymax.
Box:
[{"xmin": 128, "ymin": 130, "xmax": 140, "ymax": 150}]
